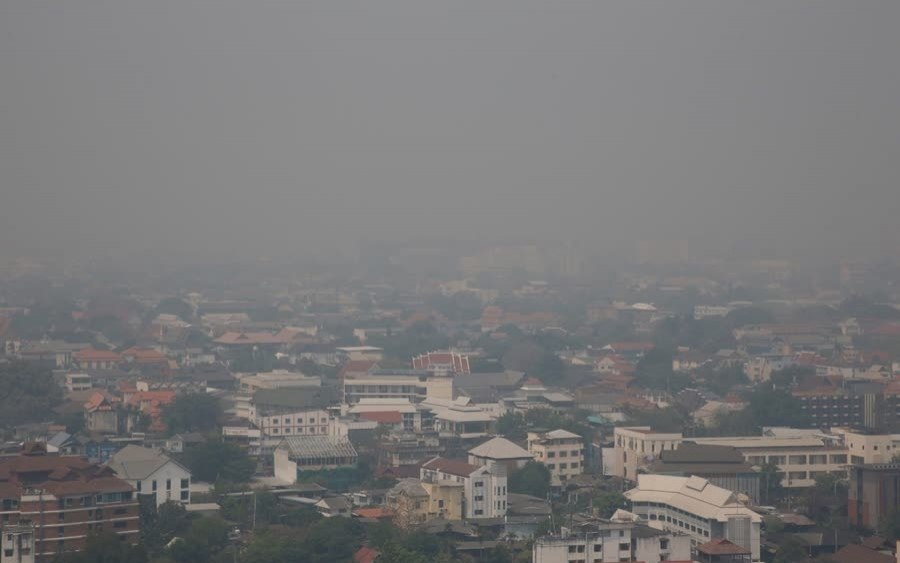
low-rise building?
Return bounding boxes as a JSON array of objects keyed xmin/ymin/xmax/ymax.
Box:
[
  {"xmin": 612, "ymin": 427, "xmax": 683, "ymax": 481},
  {"xmin": 0, "ymin": 445, "xmax": 140, "ymax": 558},
  {"xmin": 647, "ymin": 442, "xmax": 761, "ymax": 504},
  {"xmin": 468, "ymin": 437, "xmax": 533, "ymax": 472},
  {"xmin": 273, "ymin": 436, "xmax": 358, "ymax": 484},
  {"xmin": 625, "ymin": 474, "xmax": 762, "ymax": 560},
  {"xmin": 421, "ymin": 457, "xmax": 508, "ymax": 519},
  {"xmin": 532, "ymin": 519, "xmax": 691, "ymax": 563},
  {"xmin": 848, "ymin": 462, "xmax": 900, "ymax": 528},
  {"xmin": 527, "ymin": 429, "xmax": 584, "ymax": 484},
  {"xmin": 64, "ymin": 373, "xmax": 92, "ymax": 393},
  {"xmin": 107, "ymin": 445, "xmax": 191, "ymax": 506}
]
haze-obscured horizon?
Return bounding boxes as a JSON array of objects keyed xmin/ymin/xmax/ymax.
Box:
[{"xmin": 2, "ymin": 2, "xmax": 899, "ymax": 266}]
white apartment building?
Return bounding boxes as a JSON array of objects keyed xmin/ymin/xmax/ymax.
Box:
[
  {"xmin": 612, "ymin": 427, "xmax": 683, "ymax": 481},
  {"xmin": 107, "ymin": 445, "xmax": 191, "ymax": 506},
  {"xmin": 533, "ymin": 520, "xmax": 691, "ymax": 563},
  {"xmin": 625, "ymin": 474, "xmax": 762, "ymax": 560},
  {"xmin": 420, "ymin": 457, "xmax": 508, "ymax": 519},
  {"xmin": 528, "ymin": 429, "xmax": 584, "ymax": 484},
  {"xmin": 693, "ymin": 434, "xmax": 848, "ymax": 488},
  {"xmin": 343, "ymin": 374, "xmax": 453, "ymax": 404},
  {"xmin": 64, "ymin": 373, "xmax": 92, "ymax": 392},
  {"xmin": 254, "ymin": 409, "xmax": 330, "ymax": 438}
]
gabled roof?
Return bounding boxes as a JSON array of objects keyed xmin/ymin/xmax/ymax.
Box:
[
  {"xmin": 625, "ymin": 474, "xmax": 761, "ymax": 523},
  {"xmin": 107, "ymin": 445, "xmax": 187, "ymax": 480},
  {"xmin": 358, "ymin": 411, "xmax": 403, "ymax": 424},
  {"xmin": 74, "ymin": 348, "xmax": 121, "ymax": 362},
  {"xmin": 468, "ymin": 437, "xmax": 532, "ymax": 460},
  {"xmin": 831, "ymin": 544, "xmax": 895, "ymax": 563},
  {"xmin": 542, "ymin": 429, "xmax": 582, "ymax": 440},
  {"xmin": 697, "ymin": 538, "xmax": 751, "ymax": 555},
  {"xmin": 422, "ymin": 457, "xmax": 477, "ymax": 478}
]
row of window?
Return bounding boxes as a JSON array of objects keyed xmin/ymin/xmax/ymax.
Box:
[
  {"xmin": 267, "ymin": 417, "xmax": 328, "ymax": 425},
  {"xmin": 547, "ymin": 462, "xmax": 579, "ymax": 470},
  {"xmin": 269, "ymin": 427, "xmax": 326, "ymax": 435},
  {"xmin": 746, "ymin": 454, "xmax": 847, "ymax": 465},
  {"xmin": 137, "ymin": 479, "xmax": 189, "ymax": 493},
  {"xmin": 545, "ymin": 450, "xmax": 583, "ymax": 458},
  {"xmin": 566, "ymin": 542, "xmax": 632, "ymax": 553}
]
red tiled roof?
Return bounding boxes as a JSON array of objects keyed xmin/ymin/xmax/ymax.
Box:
[
  {"xmin": 421, "ymin": 457, "xmax": 477, "ymax": 478},
  {"xmin": 831, "ymin": 544, "xmax": 895, "ymax": 563},
  {"xmin": 696, "ymin": 538, "xmax": 750, "ymax": 556},
  {"xmin": 121, "ymin": 346, "xmax": 168, "ymax": 364},
  {"xmin": 84, "ymin": 391, "xmax": 118, "ymax": 412},
  {"xmin": 353, "ymin": 507, "xmax": 395, "ymax": 519},
  {"xmin": 74, "ymin": 348, "xmax": 121, "ymax": 362},
  {"xmin": 358, "ymin": 411, "xmax": 403, "ymax": 424}
]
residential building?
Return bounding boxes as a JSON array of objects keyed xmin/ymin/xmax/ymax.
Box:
[
  {"xmin": 625, "ymin": 474, "xmax": 762, "ymax": 560},
  {"xmin": 347, "ymin": 398, "xmax": 433, "ymax": 432},
  {"xmin": 695, "ymin": 538, "xmax": 752, "ymax": 563},
  {"xmin": 612, "ymin": 427, "xmax": 683, "ymax": 481},
  {"xmin": 238, "ymin": 371, "xmax": 321, "ymax": 393},
  {"xmin": 527, "ymin": 429, "xmax": 584, "ymax": 484},
  {"xmin": 0, "ymin": 446, "xmax": 139, "ymax": 558},
  {"xmin": 314, "ymin": 496, "xmax": 351, "ymax": 518},
  {"xmin": 273, "ymin": 436, "xmax": 358, "ymax": 483},
  {"xmin": 420, "ymin": 457, "xmax": 508, "ymax": 519},
  {"xmin": 385, "ymin": 479, "xmax": 430, "ymax": 529},
  {"xmin": 693, "ymin": 433, "xmax": 847, "ymax": 488},
  {"xmin": 343, "ymin": 373, "xmax": 454, "ymax": 404},
  {"xmin": 378, "ymin": 432, "xmax": 444, "ymax": 468},
  {"xmin": 254, "ymin": 409, "xmax": 330, "ymax": 438},
  {"xmin": 0, "ymin": 524, "xmax": 35, "ymax": 563},
  {"xmin": 848, "ymin": 463, "xmax": 900, "ymax": 528},
  {"xmin": 83, "ymin": 393, "xmax": 135, "ymax": 436},
  {"xmin": 647, "ymin": 442, "xmax": 761, "ymax": 504},
  {"xmin": 468, "ymin": 437, "xmax": 533, "ymax": 472},
  {"xmin": 64, "ymin": 374, "xmax": 92, "ymax": 393},
  {"xmin": 72, "ymin": 348, "xmax": 121, "ymax": 370},
  {"xmin": 532, "ymin": 519, "xmax": 691, "ymax": 563},
  {"xmin": 106, "ymin": 446, "xmax": 191, "ymax": 506}
]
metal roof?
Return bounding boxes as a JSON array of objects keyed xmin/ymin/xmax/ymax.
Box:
[{"xmin": 278, "ymin": 435, "xmax": 357, "ymax": 461}]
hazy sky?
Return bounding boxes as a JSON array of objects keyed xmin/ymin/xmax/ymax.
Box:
[{"xmin": 2, "ymin": 2, "xmax": 899, "ymax": 264}]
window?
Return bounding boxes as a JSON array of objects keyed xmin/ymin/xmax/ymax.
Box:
[
  {"xmin": 548, "ymin": 464, "xmax": 555, "ymax": 469},
  {"xmin": 571, "ymin": 462, "xmax": 579, "ymax": 469},
  {"xmin": 788, "ymin": 455, "xmax": 807, "ymax": 465},
  {"xmin": 660, "ymin": 539, "xmax": 668, "ymax": 550},
  {"xmin": 830, "ymin": 454, "xmax": 847, "ymax": 464},
  {"xmin": 181, "ymin": 479, "xmax": 189, "ymax": 489},
  {"xmin": 114, "ymin": 508, "xmax": 127, "ymax": 515},
  {"xmin": 571, "ymin": 450, "xmax": 580, "ymax": 457},
  {"xmin": 136, "ymin": 481, "xmax": 142, "ymax": 492},
  {"xmin": 3, "ymin": 550, "xmax": 11, "ymax": 557},
  {"xmin": 618, "ymin": 543, "xmax": 630, "ymax": 551},
  {"xmin": 560, "ymin": 451, "xmax": 568, "ymax": 457},
  {"xmin": 475, "ymin": 496, "xmax": 484, "ymax": 501},
  {"xmin": 475, "ymin": 481, "xmax": 483, "ymax": 487},
  {"xmin": 284, "ymin": 418, "xmax": 291, "ymax": 424},
  {"xmin": 474, "ymin": 509, "xmax": 483, "ymax": 515},
  {"xmin": 569, "ymin": 546, "xmax": 577, "ymax": 553},
  {"xmin": 181, "ymin": 491, "xmax": 189, "ymax": 501},
  {"xmin": 809, "ymin": 454, "xmax": 827, "ymax": 465},
  {"xmin": 577, "ymin": 545, "xmax": 585, "ymax": 553},
  {"xmin": 113, "ymin": 521, "xmax": 127, "ymax": 529},
  {"xmin": 58, "ymin": 527, "xmax": 65, "ymax": 536},
  {"xmin": 594, "ymin": 544, "xmax": 602, "ymax": 552},
  {"xmin": 438, "ymin": 500, "xmax": 444, "ymax": 508},
  {"xmin": 560, "ymin": 463, "xmax": 567, "ymax": 469},
  {"xmin": 166, "ymin": 479, "xmax": 172, "ymax": 491},
  {"xmin": 548, "ymin": 452, "xmax": 556, "ymax": 458},
  {"xmin": 151, "ymin": 481, "xmax": 157, "ymax": 492}
]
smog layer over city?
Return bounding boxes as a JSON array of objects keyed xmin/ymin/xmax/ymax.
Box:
[{"xmin": 1, "ymin": 2, "xmax": 899, "ymax": 563}]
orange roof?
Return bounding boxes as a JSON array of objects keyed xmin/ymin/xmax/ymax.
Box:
[
  {"xmin": 84, "ymin": 391, "xmax": 118, "ymax": 412},
  {"xmin": 121, "ymin": 346, "xmax": 168, "ymax": 364},
  {"xmin": 74, "ymin": 348, "xmax": 121, "ymax": 362},
  {"xmin": 338, "ymin": 360, "xmax": 378, "ymax": 379},
  {"xmin": 353, "ymin": 507, "xmax": 395, "ymax": 519}
]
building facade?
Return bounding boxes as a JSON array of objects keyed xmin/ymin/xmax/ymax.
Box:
[
  {"xmin": 107, "ymin": 446, "xmax": 191, "ymax": 507},
  {"xmin": 533, "ymin": 520, "xmax": 691, "ymax": 563},
  {"xmin": 625, "ymin": 474, "xmax": 762, "ymax": 560},
  {"xmin": 528, "ymin": 429, "xmax": 584, "ymax": 484},
  {"xmin": 612, "ymin": 427, "xmax": 683, "ymax": 482}
]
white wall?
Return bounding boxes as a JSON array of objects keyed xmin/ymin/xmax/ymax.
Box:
[{"xmin": 135, "ymin": 461, "xmax": 191, "ymax": 506}]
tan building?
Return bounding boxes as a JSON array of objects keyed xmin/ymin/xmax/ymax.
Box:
[
  {"xmin": 527, "ymin": 429, "xmax": 584, "ymax": 484},
  {"xmin": 831, "ymin": 427, "xmax": 900, "ymax": 465},
  {"xmin": 612, "ymin": 427, "xmax": 683, "ymax": 481}
]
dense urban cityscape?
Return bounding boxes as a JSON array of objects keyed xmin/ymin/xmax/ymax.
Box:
[{"xmin": 0, "ymin": 248, "xmax": 899, "ymax": 563}]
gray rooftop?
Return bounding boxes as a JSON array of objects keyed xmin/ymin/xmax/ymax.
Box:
[
  {"xmin": 278, "ymin": 435, "xmax": 358, "ymax": 461},
  {"xmin": 107, "ymin": 445, "xmax": 185, "ymax": 480}
]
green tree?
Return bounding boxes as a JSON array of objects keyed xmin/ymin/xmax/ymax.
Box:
[
  {"xmin": 167, "ymin": 516, "xmax": 230, "ymax": 563},
  {"xmin": 497, "ymin": 412, "xmax": 527, "ymax": 442},
  {"xmin": 0, "ymin": 361, "xmax": 63, "ymax": 427},
  {"xmin": 747, "ymin": 387, "xmax": 810, "ymax": 428},
  {"xmin": 759, "ymin": 462, "xmax": 785, "ymax": 506},
  {"xmin": 634, "ymin": 347, "xmax": 689, "ymax": 392},
  {"xmin": 162, "ymin": 393, "xmax": 222, "ymax": 436},
  {"xmin": 774, "ymin": 535, "xmax": 809, "ymax": 563},
  {"xmin": 186, "ymin": 439, "xmax": 255, "ymax": 483},
  {"xmin": 509, "ymin": 461, "xmax": 551, "ymax": 498},
  {"xmin": 57, "ymin": 530, "xmax": 149, "ymax": 563},
  {"xmin": 593, "ymin": 491, "xmax": 627, "ymax": 518},
  {"xmin": 376, "ymin": 542, "xmax": 429, "ymax": 563}
]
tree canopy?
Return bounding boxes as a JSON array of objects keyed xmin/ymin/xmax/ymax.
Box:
[
  {"xmin": 0, "ymin": 361, "xmax": 62, "ymax": 427},
  {"xmin": 508, "ymin": 461, "xmax": 551, "ymax": 498},
  {"xmin": 185, "ymin": 439, "xmax": 255, "ymax": 483},
  {"xmin": 162, "ymin": 392, "xmax": 222, "ymax": 436}
]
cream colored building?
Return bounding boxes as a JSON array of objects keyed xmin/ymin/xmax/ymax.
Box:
[
  {"xmin": 528, "ymin": 429, "xmax": 584, "ymax": 484},
  {"xmin": 831, "ymin": 427, "xmax": 900, "ymax": 465},
  {"xmin": 612, "ymin": 427, "xmax": 684, "ymax": 481}
]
